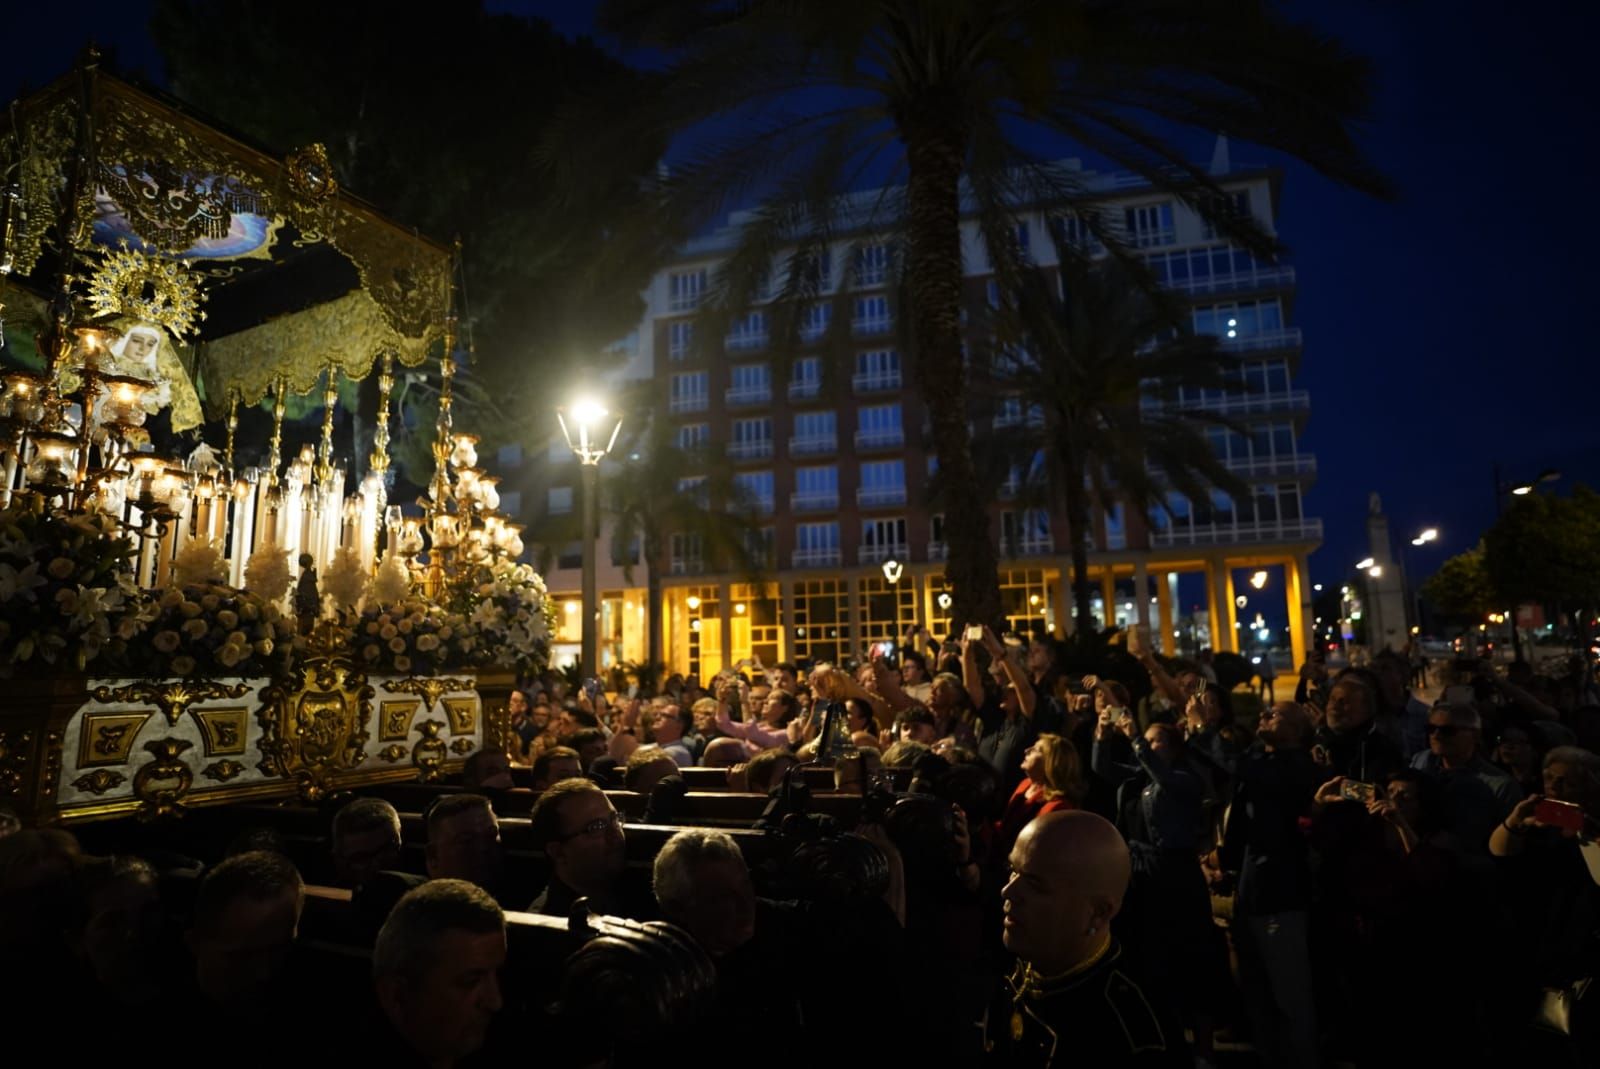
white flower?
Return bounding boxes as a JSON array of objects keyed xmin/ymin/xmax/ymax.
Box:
[
  {"xmin": 0, "ymin": 560, "xmax": 48, "ymax": 603},
  {"xmin": 323, "ymin": 545, "xmax": 369, "ymax": 611},
  {"xmin": 370, "ymin": 552, "xmax": 411, "ymax": 607},
  {"xmin": 172, "ymin": 539, "xmax": 228, "ymax": 587},
  {"xmin": 244, "ymin": 544, "xmax": 292, "ymax": 603}
]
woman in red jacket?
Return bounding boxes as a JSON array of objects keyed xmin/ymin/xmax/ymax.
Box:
[{"xmin": 995, "ymin": 732, "xmax": 1084, "ymax": 861}]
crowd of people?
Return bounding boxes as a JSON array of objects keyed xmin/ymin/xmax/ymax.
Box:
[{"xmin": 3, "ymin": 624, "xmax": 1599, "ymax": 1067}]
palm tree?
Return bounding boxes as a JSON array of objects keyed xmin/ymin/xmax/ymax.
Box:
[
  {"xmin": 571, "ymin": 0, "xmax": 1386, "ymax": 627},
  {"xmin": 977, "ymin": 253, "xmax": 1248, "ymax": 634},
  {"xmin": 603, "ymin": 385, "xmax": 769, "ymax": 669}
]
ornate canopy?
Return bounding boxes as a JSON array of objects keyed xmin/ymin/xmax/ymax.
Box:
[{"xmin": 3, "ymin": 63, "xmax": 453, "ymax": 412}]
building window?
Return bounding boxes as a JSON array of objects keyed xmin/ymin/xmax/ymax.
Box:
[
  {"xmin": 669, "ymin": 268, "xmax": 707, "ymax": 312},
  {"xmin": 852, "ymin": 295, "xmax": 892, "ymax": 335},
  {"xmin": 796, "ymin": 522, "xmax": 840, "ymax": 552},
  {"xmin": 788, "ymin": 356, "xmax": 823, "ymax": 401},
  {"xmin": 1194, "ymin": 300, "xmax": 1284, "ymax": 339},
  {"xmin": 676, "ymin": 422, "xmax": 710, "ymax": 450},
  {"xmin": 1104, "ymin": 503, "xmax": 1126, "ymax": 550},
  {"xmin": 670, "ymin": 371, "xmax": 709, "ymax": 413},
  {"xmin": 791, "ymin": 410, "xmax": 837, "ymax": 455},
  {"xmin": 670, "ymin": 532, "xmax": 703, "ymax": 575},
  {"xmin": 547, "ymin": 486, "xmax": 573, "ymax": 515},
  {"xmin": 741, "ymin": 529, "xmax": 775, "ymax": 569},
  {"xmin": 1052, "ymin": 211, "xmax": 1107, "ymax": 253},
  {"xmin": 732, "ymin": 417, "xmax": 771, "ymax": 446},
  {"xmin": 733, "ymin": 470, "xmax": 775, "ymax": 514},
  {"xmin": 727, "ymin": 363, "xmax": 772, "ymax": 406},
  {"xmin": 668, "ymin": 320, "xmax": 694, "ymax": 362},
  {"xmin": 855, "ymin": 243, "xmax": 890, "ymax": 287},
  {"xmin": 856, "ymin": 403, "xmax": 903, "ymax": 449},
  {"xmin": 676, "ymin": 476, "xmax": 708, "ymax": 507},
  {"xmin": 725, "ymin": 312, "xmax": 768, "ymax": 352},
  {"xmin": 1200, "ymin": 190, "xmax": 1251, "ymax": 240},
  {"xmin": 1124, "ymin": 202, "xmax": 1175, "ymax": 248},
  {"xmin": 791, "ymin": 577, "xmax": 849, "ymax": 661},
  {"xmin": 853, "ymin": 349, "xmax": 901, "ymax": 392},
  {"xmin": 800, "ymin": 303, "xmax": 832, "ymax": 342},
  {"xmin": 862, "ymin": 517, "xmax": 907, "ymax": 551},
  {"xmin": 793, "ymin": 465, "xmax": 838, "ymax": 511},
  {"xmin": 858, "ymin": 460, "xmax": 906, "ymax": 508}
]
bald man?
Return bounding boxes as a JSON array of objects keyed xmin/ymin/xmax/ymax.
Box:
[{"xmin": 984, "ymin": 811, "xmax": 1186, "ymax": 1066}]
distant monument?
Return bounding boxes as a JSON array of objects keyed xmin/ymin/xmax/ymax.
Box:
[{"xmin": 1362, "ymin": 493, "xmax": 1410, "ymax": 653}]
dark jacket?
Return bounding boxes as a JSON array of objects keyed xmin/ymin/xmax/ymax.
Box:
[
  {"xmin": 1220, "ymin": 745, "xmax": 1322, "ymax": 915},
  {"xmin": 1314, "ymin": 720, "xmax": 1404, "ymax": 786},
  {"xmin": 1092, "ymin": 736, "xmax": 1207, "ymax": 853}
]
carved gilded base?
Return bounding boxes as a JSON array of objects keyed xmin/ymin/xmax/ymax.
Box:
[{"xmin": 0, "ymin": 667, "xmax": 492, "ymax": 826}]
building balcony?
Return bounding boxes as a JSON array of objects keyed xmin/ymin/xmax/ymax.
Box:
[
  {"xmin": 788, "ymin": 434, "xmax": 837, "ymax": 457},
  {"xmin": 725, "ymin": 385, "xmax": 772, "ymax": 408},
  {"xmin": 787, "ymin": 379, "xmax": 822, "ymax": 402},
  {"xmin": 1217, "ymin": 326, "xmax": 1303, "ymax": 353},
  {"xmin": 852, "ymin": 371, "xmax": 902, "ymax": 394},
  {"xmin": 668, "ymin": 395, "xmax": 708, "ymax": 415},
  {"xmin": 726, "ymin": 439, "xmax": 774, "ymax": 461},
  {"xmin": 856, "ymin": 486, "xmax": 907, "ymax": 508},
  {"xmin": 669, "ymin": 558, "xmax": 705, "ymax": 576},
  {"xmin": 1005, "ymin": 536, "xmax": 1055, "ymax": 557},
  {"xmin": 854, "ymin": 428, "xmax": 905, "ymax": 452},
  {"xmin": 725, "ymin": 331, "xmax": 769, "ymax": 353},
  {"xmin": 1148, "ymin": 517, "xmax": 1323, "ymax": 549},
  {"xmin": 1162, "ymin": 265, "xmax": 1296, "ymax": 298},
  {"xmin": 857, "ymin": 543, "xmax": 909, "ymax": 565},
  {"xmin": 792, "ymin": 548, "xmax": 843, "ymax": 568},
  {"xmin": 852, "ymin": 316, "xmax": 893, "ymax": 336},
  {"xmin": 927, "ymin": 540, "xmax": 948, "ymax": 561},
  {"xmin": 1148, "ymin": 454, "xmax": 1316, "ymax": 481},
  {"xmin": 1142, "ymin": 389, "xmax": 1310, "ymax": 419},
  {"xmin": 790, "ymin": 492, "xmax": 839, "ymax": 513}
]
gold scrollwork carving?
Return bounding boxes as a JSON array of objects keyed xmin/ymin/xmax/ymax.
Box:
[
  {"xmin": 256, "ymin": 624, "xmax": 373, "ymax": 801},
  {"xmin": 189, "ymin": 706, "xmax": 249, "ymax": 757},
  {"xmin": 201, "ymin": 760, "xmax": 244, "ymax": 783},
  {"xmin": 378, "ymin": 699, "xmax": 421, "ymax": 741},
  {"xmin": 72, "ymin": 768, "xmax": 126, "ymax": 795},
  {"xmin": 449, "ymin": 738, "xmax": 475, "ymax": 756},
  {"xmin": 377, "ymin": 744, "xmax": 408, "ymax": 764},
  {"xmin": 411, "ymin": 720, "xmax": 449, "ymax": 782},
  {"xmin": 76, "ymin": 711, "xmax": 153, "ymax": 768},
  {"xmin": 443, "ymin": 696, "xmax": 477, "ymax": 736},
  {"xmin": 89, "ymin": 680, "xmax": 253, "ymax": 727},
  {"xmin": 133, "ymin": 738, "xmax": 193, "ymax": 820},
  {"xmin": 285, "ymin": 143, "xmax": 339, "ymax": 203},
  {"xmin": 86, "ymin": 244, "xmax": 207, "ymax": 338},
  {"xmin": 386, "ymin": 676, "xmax": 474, "ymax": 714}
]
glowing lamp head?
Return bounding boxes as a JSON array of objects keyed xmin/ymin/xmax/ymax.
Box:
[
  {"xmin": 1356, "ymin": 557, "xmax": 1375, "ymax": 571},
  {"xmin": 1249, "ymin": 570, "xmax": 1268, "ymax": 590},
  {"xmin": 570, "ymin": 399, "xmax": 608, "ymax": 428}
]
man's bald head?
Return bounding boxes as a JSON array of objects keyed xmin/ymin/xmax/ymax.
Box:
[
  {"xmin": 1002, "ymin": 811, "xmax": 1131, "ymax": 974},
  {"xmin": 1258, "ymin": 701, "xmax": 1313, "ymax": 750}
]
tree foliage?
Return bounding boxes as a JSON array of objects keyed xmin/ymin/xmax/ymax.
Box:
[
  {"xmin": 150, "ymin": 0, "xmax": 668, "ymax": 447},
  {"xmin": 1421, "ymin": 547, "xmax": 1496, "ymax": 623},
  {"xmin": 585, "ymin": 0, "xmax": 1387, "ymax": 625},
  {"xmin": 977, "ymin": 254, "xmax": 1247, "ymax": 632},
  {"xmin": 1483, "ymin": 486, "xmax": 1600, "ymax": 611}
]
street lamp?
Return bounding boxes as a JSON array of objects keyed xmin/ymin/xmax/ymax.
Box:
[
  {"xmin": 558, "ymin": 397, "xmax": 623, "ymax": 679},
  {"xmin": 881, "ymin": 558, "xmax": 904, "ymax": 584},
  {"xmin": 1410, "ymin": 527, "xmax": 1438, "ymax": 547},
  {"xmin": 1249, "ymin": 570, "xmax": 1268, "ymax": 590},
  {"xmin": 1494, "ymin": 465, "xmax": 1561, "ymax": 514},
  {"xmin": 1356, "ymin": 557, "xmax": 1374, "ymax": 570}
]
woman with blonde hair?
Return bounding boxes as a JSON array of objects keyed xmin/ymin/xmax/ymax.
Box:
[{"xmin": 993, "ymin": 732, "xmax": 1084, "ymax": 860}]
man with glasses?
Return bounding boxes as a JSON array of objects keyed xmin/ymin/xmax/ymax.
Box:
[
  {"xmin": 1410, "ymin": 702, "xmax": 1522, "ymax": 848},
  {"xmin": 528, "ymin": 778, "xmax": 648, "ymax": 918}
]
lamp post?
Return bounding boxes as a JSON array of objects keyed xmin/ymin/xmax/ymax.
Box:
[
  {"xmin": 558, "ymin": 398, "xmax": 622, "ymax": 680},
  {"xmin": 1493, "ymin": 465, "xmax": 1561, "ymax": 516}
]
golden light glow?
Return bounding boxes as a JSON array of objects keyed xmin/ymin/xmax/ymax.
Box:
[{"xmin": 1249, "ymin": 570, "xmax": 1268, "ymax": 589}]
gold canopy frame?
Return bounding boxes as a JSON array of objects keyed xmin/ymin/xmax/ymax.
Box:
[{"xmin": 3, "ymin": 58, "xmax": 454, "ymax": 409}]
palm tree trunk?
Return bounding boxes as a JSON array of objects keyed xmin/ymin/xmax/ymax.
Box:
[
  {"xmin": 1062, "ymin": 472, "xmax": 1095, "ymax": 634},
  {"xmin": 904, "ymin": 122, "xmax": 1002, "ymax": 628},
  {"xmin": 644, "ymin": 531, "xmax": 665, "ymax": 671}
]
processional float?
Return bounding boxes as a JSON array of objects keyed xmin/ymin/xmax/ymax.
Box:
[{"xmin": 0, "ymin": 53, "xmax": 548, "ymax": 824}]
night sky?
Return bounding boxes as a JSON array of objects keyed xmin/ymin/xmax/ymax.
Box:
[{"xmin": 7, "ymin": 1, "xmax": 1596, "ymax": 617}]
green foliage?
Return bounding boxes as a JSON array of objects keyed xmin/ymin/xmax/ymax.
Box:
[
  {"xmin": 151, "ymin": 0, "xmax": 667, "ymax": 448},
  {"xmin": 978, "ymin": 255, "xmax": 1248, "ymax": 630},
  {"xmin": 1483, "ymin": 487, "xmax": 1600, "ymax": 611},
  {"xmin": 587, "ymin": 0, "xmax": 1386, "ymax": 624},
  {"xmin": 1422, "ymin": 547, "xmax": 1497, "ymax": 622}
]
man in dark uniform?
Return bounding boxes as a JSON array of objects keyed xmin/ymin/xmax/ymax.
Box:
[{"xmin": 982, "ymin": 811, "xmax": 1187, "ymax": 1066}]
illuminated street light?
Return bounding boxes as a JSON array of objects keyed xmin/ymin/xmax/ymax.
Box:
[
  {"xmin": 1356, "ymin": 557, "xmax": 1375, "ymax": 571},
  {"xmin": 937, "ymin": 592, "xmax": 953, "ymax": 611},
  {"xmin": 881, "ymin": 559, "xmax": 904, "ymax": 584},
  {"xmin": 1313, "ymin": 583, "xmax": 1323, "ymax": 592},
  {"xmin": 1249, "ymin": 570, "xmax": 1268, "ymax": 590},
  {"xmin": 1235, "ymin": 595, "xmax": 1248, "ymax": 609},
  {"xmin": 559, "ymin": 397, "xmax": 623, "ymax": 679},
  {"xmin": 1368, "ymin": 566, "xmax": 1383, "ymax": 578}
]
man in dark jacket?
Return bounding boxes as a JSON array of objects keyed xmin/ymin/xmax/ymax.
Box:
[
  {"xmin": 1314, "ymin": 674, "xmax": 1404, "ymax": 785},
  {"xmin": 1215, "ymin": 702, "xmax": 1324, "ymax": 1069}
]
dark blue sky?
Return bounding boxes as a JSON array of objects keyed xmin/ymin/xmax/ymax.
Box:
[{"xmin": 9, "ymin": 1, "xmax": 1596, "ymax": 605}]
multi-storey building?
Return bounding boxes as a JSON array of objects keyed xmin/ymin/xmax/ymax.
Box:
[{"xmin": 527, "ymin": 155, "xmax": 1319, "ymax": 678}]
